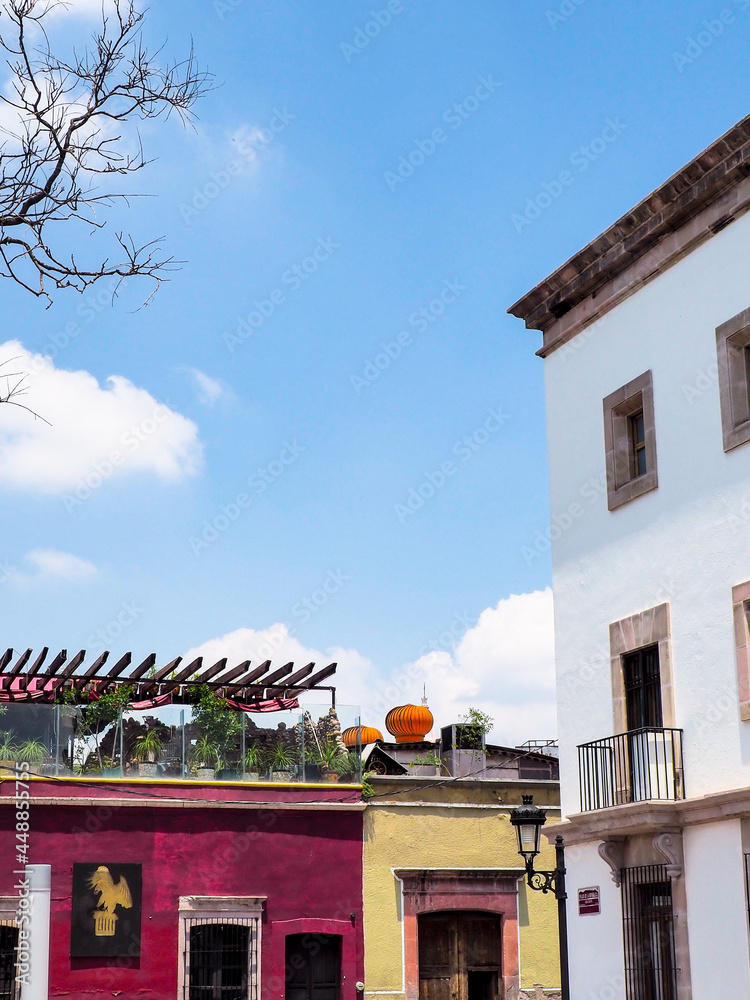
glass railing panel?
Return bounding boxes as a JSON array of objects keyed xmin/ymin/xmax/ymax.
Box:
[{"xmin": 0, "ymin": 699, "xmax": 363, "ymax": 785}]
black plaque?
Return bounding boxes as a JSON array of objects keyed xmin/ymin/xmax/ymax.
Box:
[{"xmin": 70, "ymin": 863, "xmax": 142, "ymax": 957}]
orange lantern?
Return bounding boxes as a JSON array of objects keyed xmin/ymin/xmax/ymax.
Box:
[
  {"xmin": 342, "ymin": 726, "xmax": 384, "ymax": 748},
  {"xmin": 385, "ymin": 704, "xmax": 434, "ymax": 743}
]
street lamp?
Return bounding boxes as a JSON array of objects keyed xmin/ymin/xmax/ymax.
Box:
[{"xmin": 509, "ymin": 795, "xmax": 570, "ymax": 1000}]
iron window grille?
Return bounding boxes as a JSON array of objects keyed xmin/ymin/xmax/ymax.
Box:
[
  {"xmin": 621, "ymin": 865, "xmax": 678, "ymax": 1000},
  {"xmin": 0, "ymin": 922, "xmax": 18, "ymax": 1000},
  {"xmin": 182, "ymin": 917, "xmax": 259, "ymax": 1000}
]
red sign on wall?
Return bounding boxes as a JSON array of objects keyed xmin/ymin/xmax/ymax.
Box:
[{"xmin": 578, "ymin": 886, "xmax": 600, "ymax": 915}]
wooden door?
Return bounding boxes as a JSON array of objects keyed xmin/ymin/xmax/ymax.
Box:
[
  {"xmin": 418, "ymin": 912, "xmax": 501, "ymax": 1000},
  {"xmin": 285, "ymin": 934, "xmax": 341, "ymax": 1000}
]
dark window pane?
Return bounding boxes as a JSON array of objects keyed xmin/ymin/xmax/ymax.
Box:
[
  {"xmin": 634, "ymin": 414, "xmax": 645, "ymax": 444},
  {"xmin": 189, "ymin": 923, "xmax": 249, "ymax": 1000},
  {"xmin": 624, "ymin": 646, "xmax": 662, "ymax": 730},
  {"xmin": 0, "ymin": 926, "xmax": 18, "ymax": 1000}
]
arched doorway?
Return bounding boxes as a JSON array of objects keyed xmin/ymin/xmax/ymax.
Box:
[{"xmin": 418, "ymin": 911, "xmax": 501, "ymax": 1000}]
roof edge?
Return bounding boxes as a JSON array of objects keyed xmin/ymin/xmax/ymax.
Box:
[{"xmin": 508, "ymin": 114, "xmax": 750, "ymax": 338}]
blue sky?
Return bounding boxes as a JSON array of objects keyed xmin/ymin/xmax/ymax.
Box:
[{"xmin": 1, "ymin": 0, "xmax": 749, "ymax": 742}]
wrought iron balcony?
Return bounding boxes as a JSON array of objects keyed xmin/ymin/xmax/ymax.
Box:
[{"xmin": 577, "ymin": 727, "xmax": 684, "ymax": 812}]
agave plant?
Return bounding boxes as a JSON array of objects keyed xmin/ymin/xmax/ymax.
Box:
[
  {"xmin": 268, "ymin": 741, "xmax": 296, "ymax": 773},
  {"xmin": 132, "ymin": 729, "xmax": 164, "ymax": 764},
  {"xmin": 190, "ymin": 736, "xmax": 220, "ymax": 770},
  {"xmin": 0, "ymin": 731, "xmax": 19, "ymax": 761},
  {"xmin": 315, "ymin": 739, "xmax": 347, "ymax": 773},
  {"xmin": 15, "ymin": 739, "xmax": 47, "ymax": 764}
]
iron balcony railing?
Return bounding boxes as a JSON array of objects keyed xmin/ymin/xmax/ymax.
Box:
[{"xmin": 578, "ymin": 727, "xmax": 684, "ymax": 812}]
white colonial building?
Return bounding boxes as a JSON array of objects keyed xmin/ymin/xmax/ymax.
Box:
[{"xmin": 509, "ymin": 115, "xmax": 750, "ymax": 1000}]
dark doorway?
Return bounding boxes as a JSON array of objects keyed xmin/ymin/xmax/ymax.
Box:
[
  {"xmin": 418, "ymin": 912, "xmax": 501, "ymax": 1000},
  {"xmin": 285, "ymin": 934, "xmax": 341, "ymax": 1000},
  {"xmin": 621, "ymin": 867, "xmax": 677, "ymax": 1000},
  {"xmin": 624, "ymin": 645, "xmax": 662, "ymax": 730}
]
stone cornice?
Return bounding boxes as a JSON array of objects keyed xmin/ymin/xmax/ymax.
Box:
[
  {"xmin": 508, "ymin": 114, "xmax": 750, "ymax": 357},
  {"xmin": 546, "ymin": 785, "xmax": 750, "ymax": 846}
]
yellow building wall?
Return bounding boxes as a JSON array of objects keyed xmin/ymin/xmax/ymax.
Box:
[{"xmin": 363, "ymin": 797, "xmax": 560, "ymax": 999}]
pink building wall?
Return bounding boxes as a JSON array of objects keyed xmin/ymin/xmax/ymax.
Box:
[{"xmin": 0, "ymin": 780, "xmax": 364, "ymax": 999}]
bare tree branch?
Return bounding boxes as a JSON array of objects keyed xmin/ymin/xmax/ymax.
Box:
[
  {"xmin": 0, "ymin": 0, "xmax": 212, "ymax": 303},
  {"xmin": 0, "ymin": 355, "xmax": 50, "ymax": 421}
]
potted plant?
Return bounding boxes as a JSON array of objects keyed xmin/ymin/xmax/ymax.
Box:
[
  {"xmin": 132, "ymin": 729, "xmax": 164, "ymax": 778},
  {"xmin": 0, "ymin": 731, "xmax": 19, "ymax": 774},
  {"xmin": 409, "ymin": 751, "xmax": 442, "ymax": 777},
  {"xmin": 190, "ymin": 736, "xmax": 219, "ymax": 781},
  {"xmin": 301, "ymin": 746, "xmax": 321, "ymax": 782},
  {"xmin": 336, "ymin": 750, "xmax": 362, "ymax": 783},
  {"xmin": 15, "ymin": 739, "xmax": 48, "ymax": 775},
  {"xmin": 268, "ymin": 741, "xmax": 296, "ymax": 782},
  {"xmin": 316, "ymin": 740, "xmax": 346, "ymax": 782},
  {"xmin": 241, "ymin": 745, "xmax": 262, "ymax": 782}
]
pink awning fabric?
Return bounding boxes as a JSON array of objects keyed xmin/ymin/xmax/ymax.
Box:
[
  {"xmin": 0, "ymin": 684, "xmax": 299, "ymax": 713},
  {"xmin": 225, "ymin": 697, "xmax": 299, "ymax": 713}
]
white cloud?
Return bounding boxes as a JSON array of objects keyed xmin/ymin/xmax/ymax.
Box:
[
  {"xmin": 185, "ymin": 368, "xmax": 225, "ymax": 406},
  {"xmin": 184, "ymin": 589, "xmax": 557, "ymax": 750},
  {"xmin": 6, "ymin": 548, "xmax": 99, "ymax": 585},
  {"xmin": 0, "ymin": 341, "xmax": 202, "ymax": 494},
  {"xmin": 47, "ymin": 0, "xmax": 117, "ymax": 18},
  {"xmin": 26, "ymin": 548, "xmax": 98, "ymax": 581}
]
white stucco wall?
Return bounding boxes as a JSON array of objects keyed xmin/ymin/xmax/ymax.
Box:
[
  {"xmin": 683, "ymin": 820, "xmax": 750, "ymax": 996},
  {"xmin": 564, "ymin": 842, "xmax": 625, "ymax": 1000},
  {"xmin": 544, "ymin": 209, "xmax": 750, "ymax": 818}
]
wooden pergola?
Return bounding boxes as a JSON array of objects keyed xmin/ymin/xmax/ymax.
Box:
[{"xmin": 0, "ymin": 647, "xmax": 337, "ymax": 707}]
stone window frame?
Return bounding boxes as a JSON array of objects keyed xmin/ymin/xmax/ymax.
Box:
[
  {"xmin": 717, "ymin": 306, "xmax": 750, "ymax": 452},
  {"xmin": 610, "ymin": 603, "xmax": 675, "ymax": 735},
  {"xmin": 732, "ymin": 582, "xmax": 750, "ymax": 721},
  {"xmin": 177, "ymin": 895, "xmax": 265, "ymax": 1000},
  {"xmin": 603, "ymin": 370, "xmax": 658, "ymax": 511}
]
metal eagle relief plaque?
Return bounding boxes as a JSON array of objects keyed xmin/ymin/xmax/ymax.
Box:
[{"xmin": 70, "ymin": 863, "xmax": 142, "ymax": 957}]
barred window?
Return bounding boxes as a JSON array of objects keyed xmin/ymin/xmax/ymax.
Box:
[
  {"xmin": 178, "ymin": 897, "xmax": 263, "ymax": 1000},
  {"xmin": 621, "ymin": 865, "xmax": 677, "ymax": 1000},
  {"xmin": 0, "ymin": 923, "xmax": 18, "ymax": 1000}
]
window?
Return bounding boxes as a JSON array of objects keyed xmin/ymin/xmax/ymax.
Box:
[
  {"xmin": 178, "ymin": 897, "xmax": 263, "ymax": 1000},
  {"xmin": 630, "ymin": 411, "xmax": 647, "ymax": 477},
  {"xmin": 610, "ymin": 604, "xmax": 675, "ymax": 737},
  {"xmin": 188, "ymin": 923, "xmax": 249, "ymax": 1000},
  {"xmin": 716, "ymin": 306, "xmax": 750, "ymax": 451},
  {"xmin": 0, "ymin": 924, "xmax": 18, "ymax": 1000},
  {"xmin": 621, "ymin": 866, "xmax": 677, "ymax": 1000},
  {"xmin": 603, "ymin": 371, "xmax": 658, "ymax": 510},
  {"xmin": 624, "ymin": 646, "xmax": 663, "ymax": 731}
]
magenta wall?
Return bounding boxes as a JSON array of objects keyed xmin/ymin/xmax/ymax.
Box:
[{"xmin": 0, "ymin": 784, "xmax": 364, "ymax": 999}]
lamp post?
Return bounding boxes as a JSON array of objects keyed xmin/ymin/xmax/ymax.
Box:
[{"xmin": 509, "ymin": 795, "xmax": 570, "ymax": 1000}]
